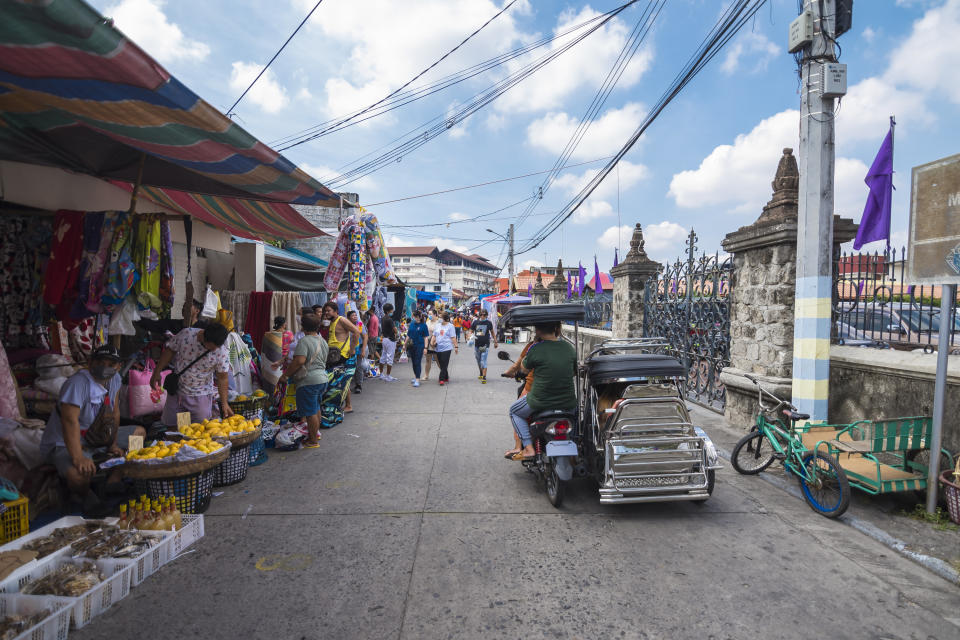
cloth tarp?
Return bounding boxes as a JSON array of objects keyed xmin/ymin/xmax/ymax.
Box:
[
  {"xmin": 0, "ymin": 0, "xmax": 339, "ymax": 207},
  {"xmin": 265, "ymin": 264, "xmax": 327, "ymax": 292}
]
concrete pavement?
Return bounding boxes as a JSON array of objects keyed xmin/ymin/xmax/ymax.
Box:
[{"xmin": 75, "ymin": 342, "xmax": 960, "ymax": 639}]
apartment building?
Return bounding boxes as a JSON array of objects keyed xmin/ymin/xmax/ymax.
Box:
[{"xmin": 388, "ymin": 246, "xmax": 498, "ymax": 298}]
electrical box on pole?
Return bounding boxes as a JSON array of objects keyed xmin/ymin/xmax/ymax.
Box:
[
  {"xmin": 820, "ymin": 63, "xmax": 847, "ymax": 98},
  {"xmin": 788, "ymin": 10, "xmax": 814, "ymax": 53}
]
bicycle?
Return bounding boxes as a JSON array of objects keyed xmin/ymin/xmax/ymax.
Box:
[{"xmin": 730, "ymin": 374, "xmax": 851, "ymax": 518}]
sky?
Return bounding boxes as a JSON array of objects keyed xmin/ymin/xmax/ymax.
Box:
[{"xmin": 89, "ymin": 0, "xmax": 960, "ymax": 275}]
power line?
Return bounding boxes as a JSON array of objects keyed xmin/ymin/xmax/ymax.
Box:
[
  {"xmin": 227, "ymin": 0, "xmax": 324, "ymax": 117},
  {"xmin": 363, "ymin": 156, "xmax": 613, "ymax": 207},
  {"xmin": 518, "ymin": 0, "xmax": 770, "ymax": 255}
]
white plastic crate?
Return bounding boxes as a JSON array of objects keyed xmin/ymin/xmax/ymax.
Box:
[
  {"xmin": 0, "ymin": 516, "xmax": 106, "ymax": 591},
  {"xmin": 11, "ymin": 557, "xmax": 132, "ymax": 629},
  {"xmin": 93, "ymin": 531, "xmax": 173, "ymax": 587},
  {"xmin": 170, "ymin": 515, "xmax": 204, "ymax": 558},
  {"xmin": 0, "ymin": 594, "xmax": 73, "ymax": 640}
]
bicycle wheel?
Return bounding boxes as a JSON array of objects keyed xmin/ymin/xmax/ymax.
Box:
[
  {"xmin": 731, "ymin": 432, "xmax": 776, "ymax": 475},
  {"xmin": 797, "ymin": 452, "xmax": 850, "ymax": 518}
]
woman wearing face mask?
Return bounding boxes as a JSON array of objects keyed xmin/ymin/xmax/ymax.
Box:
[{"xmin": 40, "ymin": 346, "xmax": 146, "ymax": 514}]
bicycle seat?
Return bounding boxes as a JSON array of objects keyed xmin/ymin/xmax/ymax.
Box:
[{"xmin": 783, "ymin": 409, "xmax": 810, "ymax": 421}]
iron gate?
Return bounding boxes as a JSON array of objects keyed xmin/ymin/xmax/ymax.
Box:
[{"xmin": 643, "ymin": 230, "xmax": 732, "ymax": 411}]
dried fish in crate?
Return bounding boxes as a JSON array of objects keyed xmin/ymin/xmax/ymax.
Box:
[
  {"xmin": 21, "ymin": 522, "xmax": 106, "ymax": 558},
  {"xmin": 71, "ymin": 528, "xmax": 157, "ymax": 559},
  {"xmin": 21, "ymin": 562, "xmax": 104, "ymax": 597},
  {"xmin": 0, "ymin": 610, "xmax": 51, "ymax": 639}
]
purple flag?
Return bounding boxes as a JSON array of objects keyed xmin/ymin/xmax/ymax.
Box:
[
  {"xmin": 594, "ymin": 257, "xmax": 603, "ymax": 293},
  {"xmin": 527, "ymin": 282, "xmax": 532, "ymax": 296},
  {"xmin": 566, "ymin": 271, "xmax": 572, "ymax": 299},
  {"xmin": 853, "ymin": 125, "xmax": 894, "ymax": 250},
  {"xmin": 613, "ymin": 248, "xmax": 619, "ymax": 268},
  {"xmin": 578, "ymin": 262, "xmax": 586, "ymax": 297}
]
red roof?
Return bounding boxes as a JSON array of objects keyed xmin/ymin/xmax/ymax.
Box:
[
  {"xmin": 494, "ymin": 277, "xmax": 510, "ymax": 293},
  {"xmin": 587, "ymin": 273, "xmax": 613, "ymax": 292}
]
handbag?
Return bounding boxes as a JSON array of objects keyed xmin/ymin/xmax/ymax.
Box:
[
  {"xmin": 292, "ymin": 338, "xmax": 326, "ymax": 383},
  {"xmin": 81, "ymin": 402, "xmax": 117, "ymax": 448},
  {"xmin": 163, "ymin": 350, "xmax": 211, "ymax": 395},
  {"xmin": 129, "ymin": 358, "xmax": 169, "ymax": 417}
]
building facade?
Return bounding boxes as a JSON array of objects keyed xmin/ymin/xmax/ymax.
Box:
[{"xmin": 388, "ymin": 246, "xmax": 498, "ymax": 298}]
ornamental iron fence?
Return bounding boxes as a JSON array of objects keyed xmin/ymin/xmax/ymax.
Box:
[
  {"xmin": 833, "ymin": 246, "xmax": 959, "ymax": 353},
  {"xmin": 643, "ymin": 229, "xmax": 732, "ymax": 412}
]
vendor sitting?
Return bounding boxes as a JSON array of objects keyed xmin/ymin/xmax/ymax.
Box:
[
  {"xmin": 151, "ymin": 323, "xmax": 234, "ymax": 426},
  {"xmin": 40, "ymin": 346, "xmax": 146, "ymax": 500}
]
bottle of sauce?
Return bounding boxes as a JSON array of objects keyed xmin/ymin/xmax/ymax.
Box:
[{"xmin": 117, "ymin": 504, "xmax": 128, "ymax": 530}]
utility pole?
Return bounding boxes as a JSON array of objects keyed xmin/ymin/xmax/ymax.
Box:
[
  {"xmin": 508, "ymin": 223, "xmax": 515, "ymax": 295},
  {"xmin": 791, "ymin": 0, "xmax": 846, "ymax": 421}
]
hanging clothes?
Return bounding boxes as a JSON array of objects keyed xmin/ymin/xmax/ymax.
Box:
[
  {"xmin": 85, "ymin": 211, "xmax": 120, "ymax": 314},
  {"xmin": 225, "ymin": 331, "xmax": 254, "ymax": 395},
  {"xmin": 348, "ymin": 222, "xmax": 367, "ymax": 311},
  {"xmin": 298, "ymin": 291, "xmax": 328, "ymax": 309},
  {"xmin": 220, "ymin": 290, "xmax": 251, "ymax": 335},
  {"xmin": 102, "ymin": 212, "xmax": 139, "ymax": 310},
  {"xmin": 43, "ymin": 210, "xmax": 85, "ymax": 319},
  {"xmin": 0, "ymin": 338, "xmax": 19, "ymax": 420},
  {"xmin": 0, "ymin": 216, "xmax": 51, "ymax": 349},
  {"xmin": 323, "ymin": 223, "xmax": 352, "ymax": 292},
  {"xmin": 245, "ymin": 291, "xmax": 273, "ymax": 353},
  {"xmin": 68, "ymin": 211, "xmax": 105, "ymax": 320},
  {"xmin": 269, "ymin": 291, "xmax": 303, "ymax": 335},
  {"xmin": 159, "ymin": 219, "xmax": 175, "ymax": 316},
  {"xmin": 133, "ymin": 215, "xmax": 162, "ymax": 312}
]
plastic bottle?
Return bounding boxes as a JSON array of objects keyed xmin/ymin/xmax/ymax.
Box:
[
  {"xmin": 117, "ymin": 504, "xmax": 128, "ymax": 530},
  {"xmin": 170, "ymin": 497, "xmax": 183, "ymax": 531}
]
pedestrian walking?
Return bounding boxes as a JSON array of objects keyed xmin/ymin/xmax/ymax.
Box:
[
  {"xmin": 432, "ymin": 312, "xmax": 458, "ymax": 385},
  {"xmin": 379, "ymin": 303, "xmax": 398, "ymax": 381},
  {"xmin": 453, "ymin": 315, "xmax": 462, "ymax": 344},
  {"xmin": 472, "ymin": 309, "xmax": 497, "ymax": 383},
  {"xmin": 422, "ymin": 310, "xmax": 439, "ymax": 381},
  {"xmin": 406, "ymin": 311, "xmax": 429, "ymax": 387}
]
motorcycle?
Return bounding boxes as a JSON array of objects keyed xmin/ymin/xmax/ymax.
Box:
[{"xmin": 498, "ymin": 351, "xmax": 578, "ymax": 507}]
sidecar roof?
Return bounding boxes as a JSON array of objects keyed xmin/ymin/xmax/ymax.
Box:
[{"xmin": 503, "ymin": 304, "xmax": 586, "ymax": 327}]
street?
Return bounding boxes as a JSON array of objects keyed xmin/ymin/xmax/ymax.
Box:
[{"xmin": 76, "ymin": 343, "xmax": 960, "ymax": 640}]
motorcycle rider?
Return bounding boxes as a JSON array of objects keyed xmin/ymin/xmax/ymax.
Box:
[{"xmin": 508, "ymin": 321, "xmax": 577, "ymax": 461}]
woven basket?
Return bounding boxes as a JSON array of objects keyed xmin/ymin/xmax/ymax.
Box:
[
  {"xmin": 940, "ymin": 457, "xmax": 960, "ymax": 525},
  {"xmin": 228, "ymin": 396, "xmax": 269, "ymax": 420},
  {"xmin": 122, "ymin": 442, "xmax": 232, "ymax": 479},
  {"xmin": 224, "ymin": 426, "xmax": 262, "ymax": 447}
]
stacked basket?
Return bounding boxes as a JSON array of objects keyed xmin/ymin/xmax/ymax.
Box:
[
  {"xmin": 940, "ymin": 457, "xmax": 960, "ymax": 525},
  {"xmin": 214, "ymin": 396, "xmax": 269, "ymax": 486},
  {"xmin": 124, "ymin": 445, "xmax": 231, "ymax": 514}
]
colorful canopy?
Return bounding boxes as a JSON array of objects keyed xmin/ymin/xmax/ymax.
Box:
[
  {"xmin": 0, "ymin": 0, "xmax": 339, "ymax": 206},
  {"xmin": 112, "ymin": 181, "xmax": 326, "ymax": 242}
]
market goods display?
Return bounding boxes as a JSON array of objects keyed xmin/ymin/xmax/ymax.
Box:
[
  {"xmin": 21, "ymin": 562, "xmax": 103, "ymax": 597},
  {"xmin": 117, "ymin": 496, "xmax": 183, "ymax": 532},
  {"xmin": 0, "ymin": 607, "xmax": 56, "ymax": 639},
  {"xmin": 0, "ymin": 551, "xmax": 36, "ymax": 582},
  {"xmin": 70, "ymin": 526, "xmax": 159, "ymax": 559},
  {"xmin": 20, "ymin": 522, "xmax": 103, "ymax": 559},
  {"xmin": 178, "ymin": 415, "xmax": 260, "ymax": 440}
]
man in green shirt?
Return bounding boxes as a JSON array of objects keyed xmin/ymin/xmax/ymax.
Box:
[{"xmin": 508, "ymin": 321, "xmax": 577, "ymax": 460}]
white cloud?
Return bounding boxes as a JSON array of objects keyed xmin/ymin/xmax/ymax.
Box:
[
  {"xmin": 430, "ymin": 237, "xmax": 469, "ymax": 253},
  {"xmin": 485, "ymin": 113, "xmax": 508, "ymax": 132},
  {"xmin": 448, "ymin": 212, "xmax": 471, "ymax": 221},
  {"xmin": 862, "ymin": 26, "xmax": 877, "ymax": 43},
  {"xmin": 553, "ymin": 160, "xmax": 648, "ymax": 202},
  {"xmin": 494, "ymin": 7, "xmax": 653, "ymax": 114},
  {"xmin": 229, "ymin": 62, "xmax": 289, "ymax": 114},
  {"xmin": 526, "ymin": 103, "xmax": 647, "ymax": 160},
  {"xmin": 642, "ymin": 221, "xmax": 688, "ymax": 261},
  {"xmin": 571, "ymin": 200, "xmax": 614, "ymax": 224},
  {"xmin": 385, "ymin": 235, "xmax": 415, "ymax": 247},
  {"xmin": 596, "ymin": 225, "xmax": 633, "ymax": 252},
  {"xmin": 445, "ymin": 102, "xmax": 469, "ymax": 139},
  {"xmin": 837, "ymin": 77, "xmax": 932, "ymax": 144},
  {"xmin": 885, "ymin": 0, "xmax": 960, "ymax": 104},
  {"xmin": 668, "ymin": 109, "xmax": 798, "ymax": 211},
  {"xmin": 720, "ymin": 32, "xmax": 779, "ymax": 75},
  {"xmin": 105, "ymin": 0, "xmax": 209, "ymax": 63},
  {"xmin": 834, "ymin": 157, "xmax": 870, "ymax": 219}
]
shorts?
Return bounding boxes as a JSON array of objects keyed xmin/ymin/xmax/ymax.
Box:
[
  {"xmin": 161, "ymin": 392, "xmax": 216, "ymax": 427},
  {"xmin": 295, "ymin": 382, "xmax": 328, "ymax": 417},
  {"xmin": 380, "ymin": 338, "xmax": 396, "ymax": 365},
  {"xmin": 46, "ymin": 425, "xmax": 141, "ymax": 477},
  {"xmin": 474, "ymin": 344, "xmax": 489, "ymax": 369}
]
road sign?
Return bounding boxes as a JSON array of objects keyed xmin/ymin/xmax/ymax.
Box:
[{"xmin": 908, "ymin": 153, "xmax": 960, "ymax": 285}]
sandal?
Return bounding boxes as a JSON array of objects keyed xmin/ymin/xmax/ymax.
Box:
[
  {"xmin": 510, "ymin": 452, "xmax": 535, "ymax": 462},
  {"xmin": 303, "ymin": 441, "xmax": 320, "ymax": 449},
  {"xmin": 503, "ymin": 449, "xmax": 521, "ymax": 459}
]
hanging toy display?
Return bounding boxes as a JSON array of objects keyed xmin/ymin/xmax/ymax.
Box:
[{"xmin": 348, "ymin": 220, "xmax": 368, "ymax": 311}]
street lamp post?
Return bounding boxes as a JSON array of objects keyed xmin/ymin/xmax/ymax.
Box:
[{"xmin": 487, "ymin": 226, "xmax": 514, "ymax": 294}]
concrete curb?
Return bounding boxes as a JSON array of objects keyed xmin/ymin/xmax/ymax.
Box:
[{"xmin": 716, "ymin": 446, "xmax": 960, "ymax": 586}]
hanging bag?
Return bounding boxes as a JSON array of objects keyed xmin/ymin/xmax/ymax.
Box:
[
  {"xmin": 129, "ymin": 357, "xmax": 169, "ymax": 417},
  {"xmin": 162, "ymin": 350, "xmax": 210, "ymax": 395},
  {"xmin": 292, "ymin": 337, "xmax": 326, "ymax": 383}
]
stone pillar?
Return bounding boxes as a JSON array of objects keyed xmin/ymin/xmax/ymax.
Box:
[
  {"xmin": 609, "ymin": 224, "xmax": 660, "ymax": 338},
  {"xmin": 720, "ymin": 148, "xmax": 857, "ymax": 429},
  {"xmin": 532, "ymin": 270, "xmax": 550, "ymax": 305},
  {"xmin": 547, "ymin": 259, "xmax": 567, "ymax": 305}
]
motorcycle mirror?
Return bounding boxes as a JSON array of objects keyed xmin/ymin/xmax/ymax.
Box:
[{"xmin": 497, "ymin": 351, "xmax": 511, "ymax": 361}]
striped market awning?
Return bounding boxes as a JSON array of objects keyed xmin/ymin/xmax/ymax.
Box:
[
  {"xmin": 111, "ymin": 181, "xmax": 328, "ymax": 242},
  {"xmin": 0, "ymin": 0, "xmax": 340, "ymax": 208}
]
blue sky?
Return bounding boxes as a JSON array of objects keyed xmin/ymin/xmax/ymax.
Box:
[{"xmin": 90, "ymin": 0, "xmax": 960, "ymax": 274}]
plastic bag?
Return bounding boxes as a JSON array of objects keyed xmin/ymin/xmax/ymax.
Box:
[
  {"xmin": 36, "ymin": 354, "xmax": 74, "ymax": 380},
  {"xmin": 201, "ymin": 284, "xmax": 219, "ymax": 319},
  {"xmin": 128, "ymin": 359, "xmax": 169, "ymax": 417},
  {"xmin": 275, "ymin": 422, "xmax": 307, "ymax": 451},
  {"xmin": 108, "ymin": 295, "xmax": 140, "ymax": 336}
]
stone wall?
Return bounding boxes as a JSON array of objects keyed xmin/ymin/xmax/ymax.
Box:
[
  {"xmin": 729, "ymin": 242, "xmax": 796, "ymax": 379},
  {"xmin": 288, "ymin": 193, "xmax": 359, "ymax": 263},
  {"xmin": 830, "ymin": 346, "xmax": 960, "ymax": 455},
  {"xmin": 567, "ymin": 325, "xmax": 612, "ymax": 358}
]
